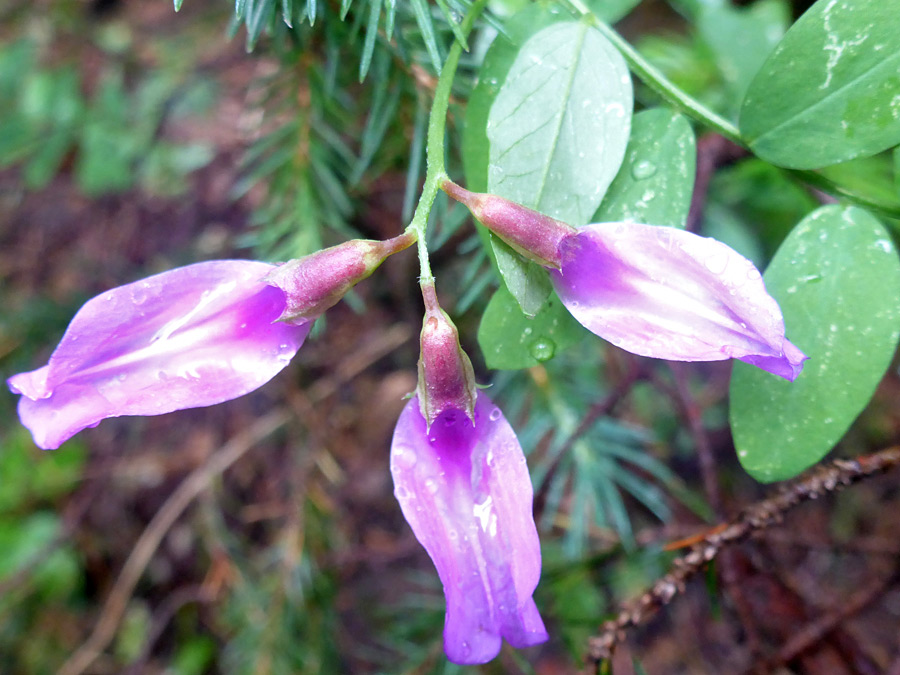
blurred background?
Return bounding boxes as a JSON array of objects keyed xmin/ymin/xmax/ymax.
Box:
[{"xmin": 1, "ymin": 0, "xmax": 900, "ymax": 673}]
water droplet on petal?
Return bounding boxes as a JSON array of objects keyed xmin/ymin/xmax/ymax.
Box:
[
  {"xmin": 704, "ymin": 252, "xmax": 729, "ymax": 275},
  {"xmin": 425, "ymin": 478, "xmax": 439, "ymax": 494},
  {"xmin": 394, "ymin": 445, "xmax": 417, "ymax": 468},
  {"xmin": 489, "ymin": 408, "xmax": 502, "ymax": 422}
]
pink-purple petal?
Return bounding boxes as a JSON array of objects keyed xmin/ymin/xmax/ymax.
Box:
[
  {"xmin": 390, "ymin": 393, "xmax": 547, "ymax": 665},
  {"xmin": 550, "ymin": 223, "xmax": 807, "ymax": 380},
  {"xmin": 8, "ymin": 261, "xmax": 310, "ymax": 449}
]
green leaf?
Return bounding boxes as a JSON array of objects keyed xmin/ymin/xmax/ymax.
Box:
[
  {"xmin": 740, "ymin": 0, "xmax": 900, "ymax": 169},
  {"xmin": 478, "ymin": 283, "xmax": 585, "ymax": 369},
  {"xmin": 461, "ymin": 5, "xmax": 571, "ymax": 314},
  {"xmin": 491, "ymin": 237, "xmax": 554, "ymax": 318},
  {"xmin": 730, "ymin": 205, "xmax": 900, "ymax": 482},
  {"xmin": 593, "ymin": 108, "xmax": 696, "ymax": 228},
  {"xmin": 697, "ymin": 0, "xmax": 789, "ymax": 106},
  {"xmin": 245, "ymin": 0, "xmax": 276, "ymax": 50},
  {"xmin": 818, "ymin": 153, "xmax": 900, "ymax": 211},
  {"xmin": 358, "ymin": 0, "xmax": 382, "ymax": 81},
  {"xmin": 0, "ymin": 513, "xmax": 80, "ymax": 602},
  {"xmin": 462, "ymin": 3, "xmax": 568, "ymax": 193},
  {"xmin": 583, "ymin": 0, "xmax": 640, "ymax": 24},
  {"xmin": 895, "ymin": 146, "xmax": 900, "ymax": 197},
  {"xmin": 488, "ymin": 20, "xmax": 632, "ymax": 225},
  {"xmin": 408, "ymin": 0, "xmax": 443, "ymax": 74}
]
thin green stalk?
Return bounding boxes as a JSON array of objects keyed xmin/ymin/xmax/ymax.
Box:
[
  {"xmin": 795, "ymin": 169, "xmax": 900, "ymax": 223},
  {"xmin": 407, "ymin": 0, "xmax": 489, "ymax": 286},
  {"xmin": 567, "ymin": 0, "xmax": 742, "ymax": 145}
]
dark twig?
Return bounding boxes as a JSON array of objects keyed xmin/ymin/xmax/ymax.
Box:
[
  {"xmin": 686, "ymin": 134, "xmax": 746, "ymax": 234},
  {"xmin": 668, "ymin": 363, "xmax": 722, "ymax": 515},
  {"xmin": 584, "ymin": 446, "xmax": 900, "ymax": 669},
  {"xmin": 123, "ymin": 585, "xmax": 212, "ymax": 675},
  {"xmin": 669, "ymin": 362, "xmax": 763, "ymax": 656},
  {"xmin": 772, "ymin": 577, "xmax": 894, "ymax": 674}
]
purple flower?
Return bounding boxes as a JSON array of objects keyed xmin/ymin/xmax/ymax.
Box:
[
  {"xmin": 8, "ymin": 261, "xmax": 309, "ymax": 450},
  {"xmin": 8, "ymin": 233, "xmax": 415, "ymax": 450},
  {"xmin": 442, "ymin": 182, "xmax": 807, "ymax": 381},
  {"xmin": 393, "ymin": 281, "xmax": 547, "ymax": 664},
  {"xmin": 550, "ymin": 223, "xmax": 807, "ymax": 380},
  {"xmin": 391, "ymin": 393, "xmax": 547, "ymax": 664}
]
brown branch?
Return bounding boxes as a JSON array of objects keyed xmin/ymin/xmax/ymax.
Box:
[{"xmin": 584, "ymin": 446, "xmax": 900, "ymax": 669}]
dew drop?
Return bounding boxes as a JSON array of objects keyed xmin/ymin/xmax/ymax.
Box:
[
  {"xmin": 631, "ymin": 160, "xmax": 657, "ymax": 180},
  {"xmin": 425, "ymin": 478, "xmax": 439, "ymax": 494},
  {"xmin": 704, "ymin": 252, "xmax": 728, "ymax": 275},
  {"xmin": 394, "ymin": 445, "xmax": 417, "ymax": 468},
  {"xmin": 132, "ymin": 285, "xmax": 149, "ymax": 305},
  {"xmin": 529, "ymin": 338, "xmax": 556, "ymax": 362},
  {"xmin": 489, "ymin": 408, "xmax": 502, "ymax": 422}
]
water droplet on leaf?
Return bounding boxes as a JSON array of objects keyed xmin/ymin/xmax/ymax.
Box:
[
  {"xmin": 631, "ymin": 160, "xmax": 657, "ymax": 180},
  {"xmin": 529, "ymin": 338, "xmax": 556, "ymax": 362}
]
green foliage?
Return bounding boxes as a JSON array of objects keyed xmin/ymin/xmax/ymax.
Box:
[
  {"xmin": 462, "ymin": 2, "xmax": 568, "ymax": 194},
  {"xmin": 0, "ymin": 430, "xmax": 85, "ymax": 672},
  {"xmin": 593, "ymin": 108, "xmax": 697, "ymax": 228},
  {"xmin": 695, "ymin": 0, "xmax": 789, "ymax": 111},
  {"xmin": 486, "ymin": 21, "xmax": 632, "ymax": 224},
  {"xmin": 0, "ymin": 40, "xmax": 215, "ymax": 196},
  {"xmin": 706, "ymin": 158, "xmax": 820, "ymax": 258},
  {"xmin": 731, "ymin": 205, "xmax": 900, "ymax": 481},
  {"xmin": 478, "ymin": 284, "xmax": 585, "ymax": 369},
  {"xmin": 740, "ymin": 0, "xmax": 900, "ymax": 168},
  {"xmin": 492, "ymin": 354, "xmax": 704, "ymax": 557},
  {"xmin": 0, "ymin": 429, "xmax": 85, "ymax": 513}
]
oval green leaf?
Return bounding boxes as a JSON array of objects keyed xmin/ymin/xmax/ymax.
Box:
[
  {"xmin": 478, "ymin": 284, "xmax": 586, "ymax": 370},
  {"xmin": 488, "ymin": 20, "xmax": 633, "ymax": 224},
  {"xmin": 740, "ymin": 0, "xmax": 900, "ymax": 169},
  {"xmin": 730, "ymin": 205, "xmax": 900, "ymax": 482},
  {"xmin": 462, "ymin": 5, "xmax": 573, "ymax": 316},
  {"xmin": 491, "ymin": 236, "xmax": 554, "ymax": 318},
  {"xmin": 462, "ymin": 3, "xmax": 569, "ymax": 193},
  {"xmin": 592, "ymin": 108, "xmax": 696, "ymax": 228}
]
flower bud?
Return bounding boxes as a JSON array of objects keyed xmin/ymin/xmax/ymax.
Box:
[
  {"xmin": 442, "ymin": 180, "xmax": 575, "ymax": 269},
  {"xmin": 416, "ymin": 283, "xmax": 477, "ymax": 429},
  {"xmin": 264, "ymin": 231, "xmax": 415, "ymax": 323}
]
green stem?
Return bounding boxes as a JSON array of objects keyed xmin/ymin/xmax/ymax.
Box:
[
  {"xmin": 794, "ymin": 170, "xmax": 900, "ymax": 222},
  {"xmin": 407, "ymin": 0, "xmax": 489, "ymax": 286},
  {"xmin": 567, "ymin": 0, "xmax": 742, "ymax": 145}
]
